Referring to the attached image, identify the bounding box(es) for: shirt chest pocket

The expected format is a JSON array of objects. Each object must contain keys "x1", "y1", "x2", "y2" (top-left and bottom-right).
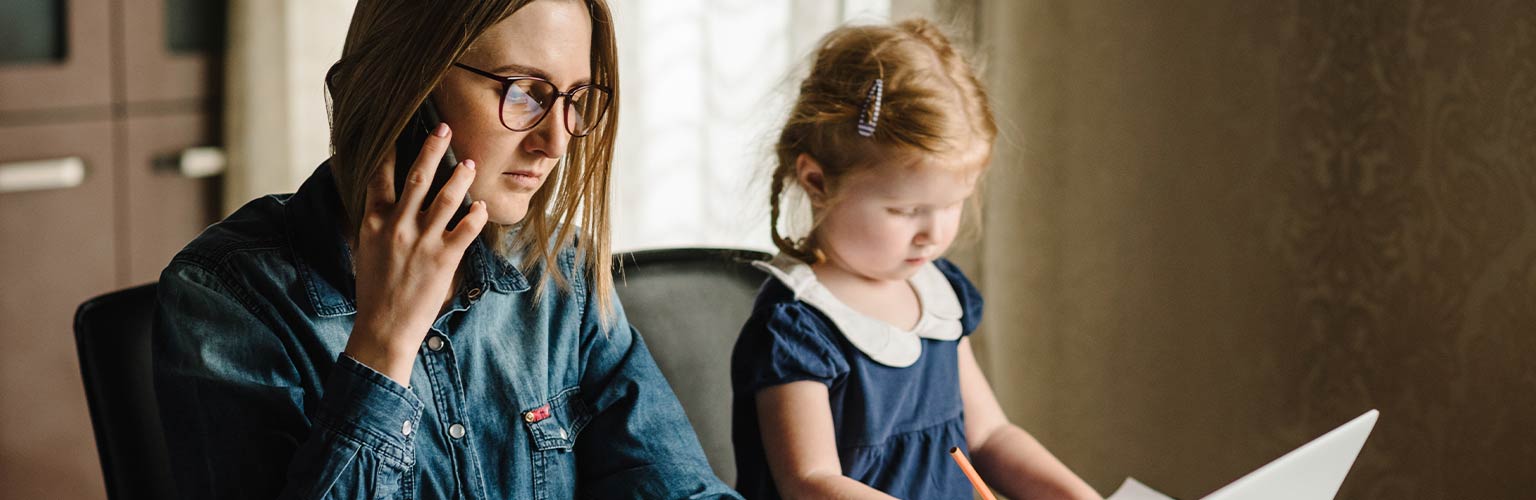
[{"x1": 522, "y1": 386, "x2": 593, "y2": 452}]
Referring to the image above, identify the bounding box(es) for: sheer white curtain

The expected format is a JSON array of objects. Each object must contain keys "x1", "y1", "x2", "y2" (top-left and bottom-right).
[
  {"x1": 223, "y1": 0, "x2": 357, "y2": 214},
  {"x1": 608, "y1": 0, "x2": 891, "y2": 252}
]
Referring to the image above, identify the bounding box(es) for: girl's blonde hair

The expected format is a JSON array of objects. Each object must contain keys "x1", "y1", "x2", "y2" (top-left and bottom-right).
[
  {"x1": 327, "y1": 0, "x2": 619, "y2": 316},
  {"x1": 770, "y1": 18, "x2": 996, "y2": 263}
]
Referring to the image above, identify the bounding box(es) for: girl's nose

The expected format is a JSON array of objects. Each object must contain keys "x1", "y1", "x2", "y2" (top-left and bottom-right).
[
  {"x1": 914, "y1": 215, "x2": 950, "y2": 248},
  {"x1": 913, "y1": 227, "x2": 935, "y2": 247}
]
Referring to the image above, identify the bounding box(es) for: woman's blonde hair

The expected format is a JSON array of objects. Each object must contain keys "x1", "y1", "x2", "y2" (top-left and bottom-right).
[
  {"x1": 770, "y1": 18, "x2": 996, "y2": 263},
  {"x1": 327, "y1": 0, "x2": 619, "y2": 316}
]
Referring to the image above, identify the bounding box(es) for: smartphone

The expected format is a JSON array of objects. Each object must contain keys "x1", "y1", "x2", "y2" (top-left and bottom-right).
[{"x1": 394, "y1": 99, "x2": 471, "y2": 226}]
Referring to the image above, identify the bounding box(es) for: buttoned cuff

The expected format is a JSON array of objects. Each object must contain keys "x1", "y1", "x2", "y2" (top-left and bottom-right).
[{"x1": 314, "y1": 354, "x2": 425, "y2": 466}]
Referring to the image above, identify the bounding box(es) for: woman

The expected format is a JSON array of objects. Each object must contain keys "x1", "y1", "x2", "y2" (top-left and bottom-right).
[{"x1": 152, "y1": 1, "x2": 739, "y2": 498}]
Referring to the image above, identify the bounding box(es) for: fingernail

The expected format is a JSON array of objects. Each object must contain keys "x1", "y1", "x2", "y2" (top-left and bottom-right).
[
  {"x1": 464, "y1": 159, "x2": 476, "y2": 170},
  {"x1": 433, "y1": 123, "x2": 450, "y2": 138}
]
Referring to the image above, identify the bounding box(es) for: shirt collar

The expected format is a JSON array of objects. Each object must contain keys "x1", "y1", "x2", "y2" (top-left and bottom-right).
[
  {"x1": 284, "y1": 161, "x2": 529, "y2": 318},
  {"x1": 753, "y1": 253, "x2": 963, "y2": 367}
]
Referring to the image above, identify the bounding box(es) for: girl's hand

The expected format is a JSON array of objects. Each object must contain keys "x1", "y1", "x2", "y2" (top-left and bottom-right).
[
  {"x1": 960, "y1": 339, "x2": 1102, "y2": 499},
  {"x1": 343, "y1": 123, "x2": 488, "y2": 386}
]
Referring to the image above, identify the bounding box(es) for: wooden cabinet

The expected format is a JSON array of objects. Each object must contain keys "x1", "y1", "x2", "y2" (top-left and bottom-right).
[
  {"x1": 0, "y1": 0, "x2": 113, "y2": 114},
  {"x1": 123, "y1": 113, "x2": 223, "y2": 283},
  {"x1": 0, "y1": 0, "x2": 226, "y2": 498},
  {"x1": 0, "y1": 121, "x2": 117, "y2": 500},
  {"x1": 122, "y1": 0, "x2": 225, "y2": 104}
]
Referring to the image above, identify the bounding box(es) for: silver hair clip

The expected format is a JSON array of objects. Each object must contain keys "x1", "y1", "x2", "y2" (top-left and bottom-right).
[{"x1": 857, "y1": 78, "x2": 883, "y2": 137}]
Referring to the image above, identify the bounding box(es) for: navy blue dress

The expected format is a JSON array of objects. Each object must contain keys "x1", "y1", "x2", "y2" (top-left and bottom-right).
[{"x1": 731, "y1": 257, "x2": 986, "y2": 500}]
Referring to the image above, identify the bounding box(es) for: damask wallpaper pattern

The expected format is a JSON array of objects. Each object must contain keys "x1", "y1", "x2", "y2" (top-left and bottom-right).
[
  {"x1": 973, "y1": 0, "x2": 1536, "y2": 497},
  {"x1": 1275, "y1": 1, "x2": 1536, "y2": 497}
]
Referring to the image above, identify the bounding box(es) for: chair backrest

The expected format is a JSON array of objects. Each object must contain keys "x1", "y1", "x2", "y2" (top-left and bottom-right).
[
  {"x1": 73, "y1": 283, "x2": 176, "y2": 500},
  {"x1": 72, "y1": 248, "x2": 770, "y2": 495},
  {"x1": 611, "y1": 248, "x2": 770, "y2": 486}
]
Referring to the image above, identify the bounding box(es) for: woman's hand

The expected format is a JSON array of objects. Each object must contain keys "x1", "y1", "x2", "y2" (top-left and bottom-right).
[{"x1": 344, "y1": 123, "x2": 488, "y2": 386}]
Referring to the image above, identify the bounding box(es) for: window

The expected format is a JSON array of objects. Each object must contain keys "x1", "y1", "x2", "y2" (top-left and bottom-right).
[{"x1": 610, "y1": 0, "x2": 891, "y2": 251}]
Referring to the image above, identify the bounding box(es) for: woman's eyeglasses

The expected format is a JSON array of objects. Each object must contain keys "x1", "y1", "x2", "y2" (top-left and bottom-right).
[{"x1": 454, "y1": 62, "x2": 612, "y2": 137}]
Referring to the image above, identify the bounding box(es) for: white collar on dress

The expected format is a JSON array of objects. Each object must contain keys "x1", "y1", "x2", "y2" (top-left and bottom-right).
[{"x1": 752, "y1": 253, "x2": 963, "y2": 368}]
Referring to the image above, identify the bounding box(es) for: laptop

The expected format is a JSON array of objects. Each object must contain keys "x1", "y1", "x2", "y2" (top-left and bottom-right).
[{"x1": 1108, "y1": 409, "x2": 1379, "y2": 500}]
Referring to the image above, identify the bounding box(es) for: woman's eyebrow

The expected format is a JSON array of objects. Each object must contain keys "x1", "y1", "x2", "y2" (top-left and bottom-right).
[{"x1": 485, "y1": 62, "x2": 593, "y2": 86}]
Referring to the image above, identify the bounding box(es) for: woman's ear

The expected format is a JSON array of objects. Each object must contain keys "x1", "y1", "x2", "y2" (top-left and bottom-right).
[{"x1": 795, "y1": 153, "x2": 829, "y2": 207}]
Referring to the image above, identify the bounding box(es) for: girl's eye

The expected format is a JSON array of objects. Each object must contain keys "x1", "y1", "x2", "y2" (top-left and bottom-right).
[{"x1": 887, "y1": 207, "x2": 920, "y2": 216}]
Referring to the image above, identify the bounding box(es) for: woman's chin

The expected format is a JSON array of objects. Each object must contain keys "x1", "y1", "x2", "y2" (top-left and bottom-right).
[
  {"x1": 487, "y1": 206, "x2": 529, "y2": 226},
  {"x1": 478, "y1": 195, "x2": 531, "y2": 226}
]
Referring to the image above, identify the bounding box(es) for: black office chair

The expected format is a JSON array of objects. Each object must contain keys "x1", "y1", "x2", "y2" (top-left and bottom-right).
[
  {"x1": 73, "y1": 248, "x2": 770, "y2": 496},
  {"x1": 74, "y1": 283, "x2": 176, "y2": 500},
  {"x1": 612, "y1": 248, "x2": 770, "y2": 486}
]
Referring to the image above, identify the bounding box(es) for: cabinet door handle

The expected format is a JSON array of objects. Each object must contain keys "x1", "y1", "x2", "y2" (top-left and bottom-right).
[
  {"x1": 0, "y1": 157, "x2": 86, "y2": 193},
  {"x1": 157, "y1": 146, "x2": 227, "y2": 178}
]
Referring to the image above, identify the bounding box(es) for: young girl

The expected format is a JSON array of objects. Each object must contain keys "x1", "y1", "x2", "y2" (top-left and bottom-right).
[{"x1": 731, "y1": 20, "x2": 1101, "y2": 499}]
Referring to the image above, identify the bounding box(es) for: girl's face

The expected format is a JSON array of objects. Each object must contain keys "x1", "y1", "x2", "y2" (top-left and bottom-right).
[
  {"x1": 433, "y1": 0, "x2": 593, "y2": 225},
  {"x1": 804, "y1": 154, "x2": 981, "y2": 283}
]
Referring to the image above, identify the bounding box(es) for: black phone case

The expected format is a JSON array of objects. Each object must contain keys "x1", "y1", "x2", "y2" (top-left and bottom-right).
[{"x1": 395, "y1": 100, "x2": 471, "y2": 225}]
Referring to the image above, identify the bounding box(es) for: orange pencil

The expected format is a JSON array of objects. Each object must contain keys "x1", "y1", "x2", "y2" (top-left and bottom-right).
[{"x1": 949, "y1": 446, "x2": 998, "y2": 500}]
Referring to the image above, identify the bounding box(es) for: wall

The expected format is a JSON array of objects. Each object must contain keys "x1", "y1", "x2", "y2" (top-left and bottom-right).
[
  {"x1": 223, "y1": 0, "x2": 356, "y2": 213},
  {"x1": 972, "y1": 1, "x2": 1536, "y2": 497}
]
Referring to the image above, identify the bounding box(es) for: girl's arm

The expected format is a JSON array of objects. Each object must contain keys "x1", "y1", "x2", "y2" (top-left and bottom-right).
[
  {"x1": 959, "y1": 338, "x2": 1103, "y2": 500},
  {"x1": 757, "y1": 382, "x2": 900, "y2": 500}
]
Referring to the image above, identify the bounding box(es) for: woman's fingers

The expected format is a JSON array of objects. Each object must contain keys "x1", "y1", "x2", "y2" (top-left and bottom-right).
[
  {"x1": 444, "y1": 200, "x2": 489, "y2": 251},
  {"x1": 359, "y1": 120, "x2": 481, "y2": 269},
  {"x1": 396, "y1": 122, "x2": 454, "y2": 216},
  {"x1": 365, "y1": 148, "x2": 398, "y2": 212},
  {"x1": 424, "y1": 159, "x2": 477, "y2": 232},
  {"x1": 358, "y1": 149, "x2": 401, "y2": 236}
]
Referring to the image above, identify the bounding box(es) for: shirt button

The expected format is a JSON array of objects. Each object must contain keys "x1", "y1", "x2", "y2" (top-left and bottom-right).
[
  {"x1": 401, "y1": 420, "x2": 413, "y2": 436},
  {"x1": 467, "y1": 287, "x2": 483, "y2": 301},
  {"x1": 425, "y1": 335, "x2": 445, "y2": 352},
  {"x1": 448, "y1": 423, "x2": 466, "y2": 439},
  {"x1": 523, "y1": 411, "x2": 538, "y2": 423}
]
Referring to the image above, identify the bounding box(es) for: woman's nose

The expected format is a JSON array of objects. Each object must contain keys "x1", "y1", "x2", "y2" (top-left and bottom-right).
[{"x1": 523, "y1": 106, "x2": 572, "y2": 159}]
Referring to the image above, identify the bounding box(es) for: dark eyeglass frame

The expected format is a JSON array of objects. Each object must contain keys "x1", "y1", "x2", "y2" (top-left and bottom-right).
[{"x1": 453, "y1": 62, "x2": 611, "y2": 137}]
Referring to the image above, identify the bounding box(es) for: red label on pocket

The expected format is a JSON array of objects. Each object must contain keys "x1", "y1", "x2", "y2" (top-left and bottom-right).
[{"x1": 525, "y1": 405, "x2": 551, "y2": 423}]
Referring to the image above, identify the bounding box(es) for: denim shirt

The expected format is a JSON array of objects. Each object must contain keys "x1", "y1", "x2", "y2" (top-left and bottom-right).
[{"x1": 152, "y1": 163, "x2": 740, "y2": 499}]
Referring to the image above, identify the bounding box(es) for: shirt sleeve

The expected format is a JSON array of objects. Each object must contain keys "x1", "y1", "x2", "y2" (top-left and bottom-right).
[
  {"x1": 570, "y1": 281, "x2": 742, "y2": 499},
  {"x1": 153, "y1": 261, "x2": 424, "y2": 499},
  {"x1": 734, "y1": 301, "x2": 850, "y2": 394},
  {"x1": 933, "y1": 259, "x2": 986, "y2": 335}
]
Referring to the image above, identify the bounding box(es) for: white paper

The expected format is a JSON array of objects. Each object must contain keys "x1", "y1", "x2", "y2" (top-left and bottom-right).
[{"x1": 1106, "y1": 478, "x2": 1176, "y2": 500}]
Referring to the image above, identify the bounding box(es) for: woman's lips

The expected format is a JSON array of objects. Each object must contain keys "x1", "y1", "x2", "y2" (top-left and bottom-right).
[{"x1": 503, "y1": 170, "x2": 543, "y2": 190}]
